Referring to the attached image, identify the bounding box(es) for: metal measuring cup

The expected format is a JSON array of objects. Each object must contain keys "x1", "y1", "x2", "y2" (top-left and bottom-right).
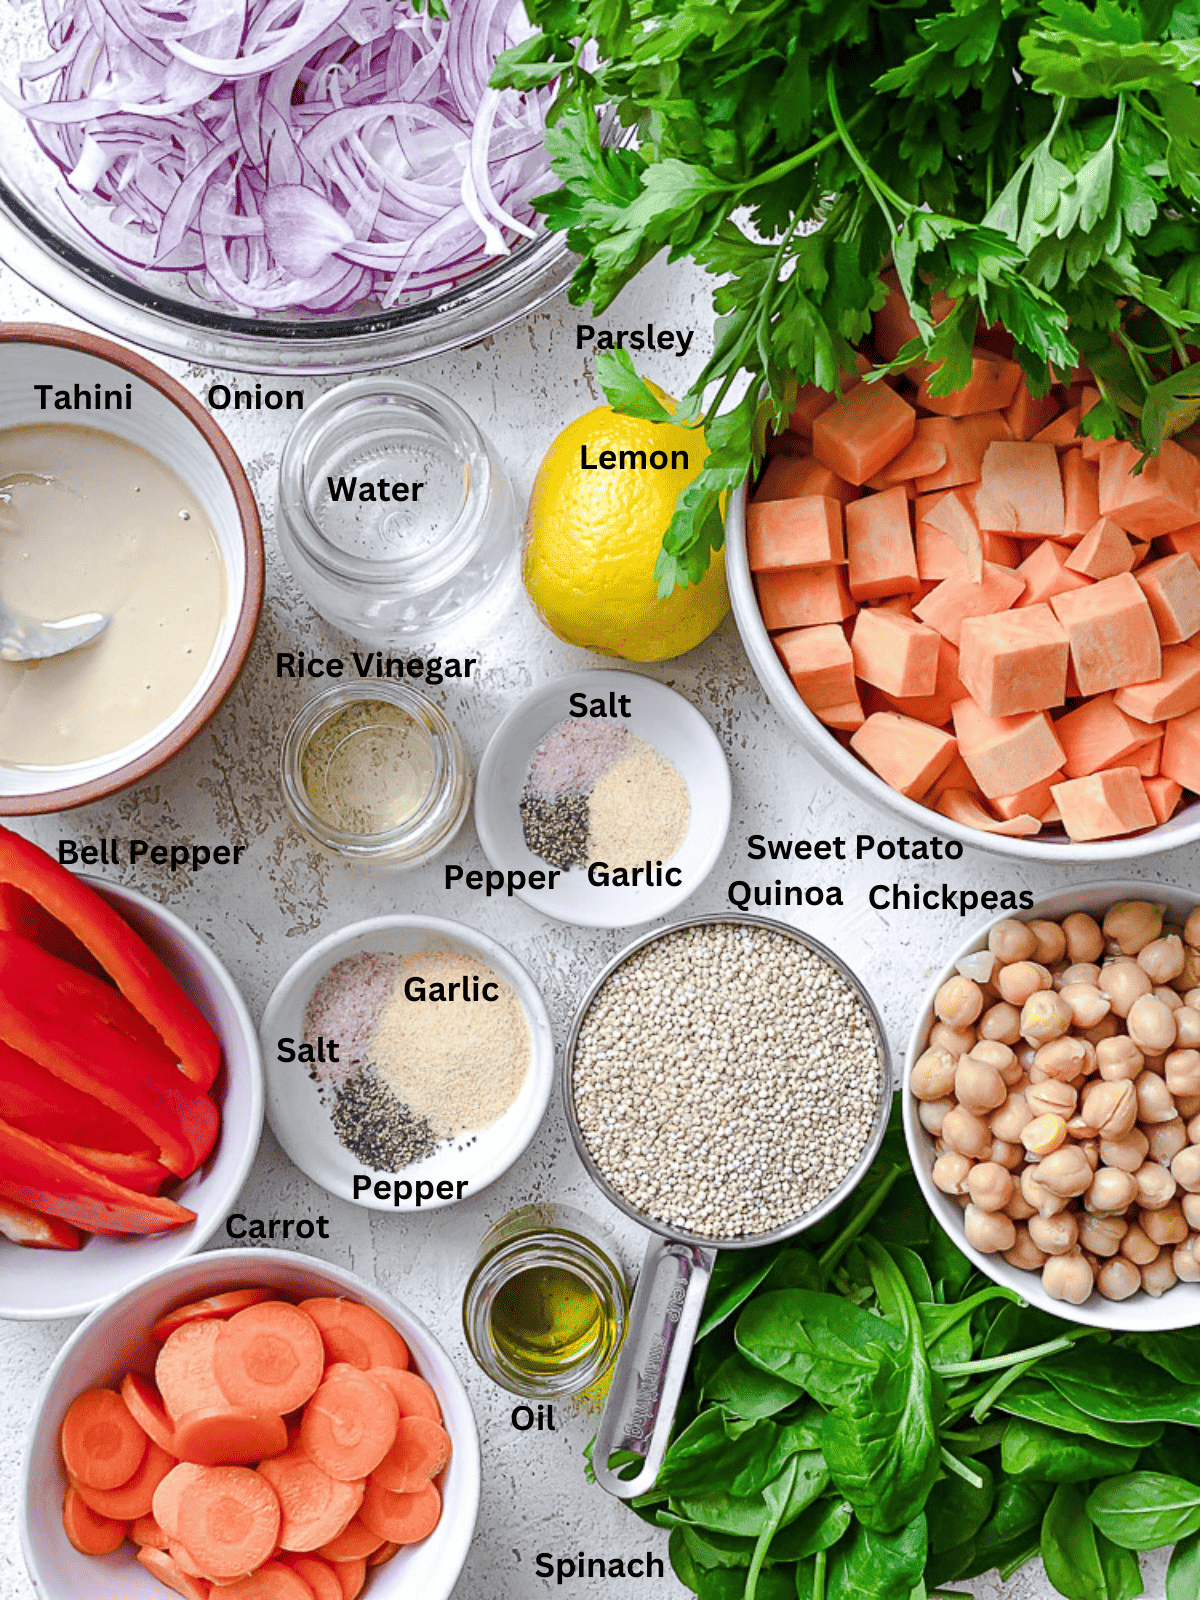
[{"x1": 563, "y1": 912, "x2": 893, "y2": 1499}]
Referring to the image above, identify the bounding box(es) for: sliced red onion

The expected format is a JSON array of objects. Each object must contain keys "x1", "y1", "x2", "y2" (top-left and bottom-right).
[{"x1": 16, "y1": 0, "x2": 554, "y2": 316}]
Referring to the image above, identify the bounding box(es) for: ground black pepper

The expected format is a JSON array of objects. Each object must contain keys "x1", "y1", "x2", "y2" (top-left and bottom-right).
[
  {"x1": 328, "y1": 1065, "x2": 439, "y2": 1171},
  {"x1": 519, "y1": 792, "x2": 590, "y2": 869}
]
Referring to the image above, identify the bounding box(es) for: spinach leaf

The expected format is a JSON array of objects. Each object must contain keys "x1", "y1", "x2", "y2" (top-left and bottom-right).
[
  {"x1": 929, "y1": 1480, "x2": 1054, "y2": 1586},
  {"x1": 926, "y1": 1459, "x2": 994, "y2": 1554},
  {"x1": 1167, "y1": 1528, "x2": 1200, "y2": 1600},
  {"x1": 704, "y1": 1352, "x2": 805, "y2": 1421},
  {"x1": 769, "y1": 1497, "x2": 852, "y2": 1562},
  {"x1": 1040, "y1": 1349, "x2": 1200, "y2": 1426},
  {"x1": 657, "y1": 1412, "x2": 777, "y2": 1499},
  {"x1": 746, "y1": 1457, "x2": 800, "y2": 1600},
  {"x1": 669, "y1": 1525, "x2": 701, "y2": 1595},
  {"x1": 1096, "y1": 1531, "x2": 1144, "y2": 1600},
  {"x1": 674, "y1": 1522, "x2": 756, "y2": 1572},
  {"x1": 736, "y1": 1290, "x2": 900, "y2": 1404},
  {"x1": 920, "y1": 1221, "x2": 975, "y2": 1304},
  {"x1": 672, "y1": 1453, "x2": 829, "y2": 1538},
  {"x1": 825, "y1": 1513, "x2": 927, "y2": 1600},
  {"x1": 698, "y1": 1248, "x2": 782, "y2": 1340},
  {"x1": 1041, "y1": 1483, "x2": 1110, "y2": 1600},
  {"x1": 1087, "y1": 1473, "x2": 1200, "y2": 1551},
  {"x1": 999, "y1": 1381, "x2": 1164, "y2": 1449},
  {"x1": 695, "y1": 1569, "x2": 795, "y2": 1600},
  {"x1": 1131, "y1": 1330, "x2": 1200, "y2": 1387},
  {"x1": 1138, "y1": 1424, "x2": 1200, "y2": 1484},
  {"x1": 1002, "y1": 1417, "x2": 1141, "y2": 1484}
]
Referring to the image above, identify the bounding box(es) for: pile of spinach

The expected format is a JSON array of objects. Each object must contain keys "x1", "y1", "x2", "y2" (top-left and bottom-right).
[
  {"x1": 494, "y1": 0, "x2": 1200, "y2": 594},
  {"x1": 600, "y1": 1110, "x2": 1200, "y2": 1599}
]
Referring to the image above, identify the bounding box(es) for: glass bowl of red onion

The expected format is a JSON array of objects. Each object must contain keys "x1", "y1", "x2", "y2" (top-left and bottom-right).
[{"x1": 0, "y1": 0, "x2": 576, "y2": 372}]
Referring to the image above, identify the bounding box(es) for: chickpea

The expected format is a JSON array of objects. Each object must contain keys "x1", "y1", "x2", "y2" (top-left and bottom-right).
[
  {"x1": 943, "y1": 1106, "x2": 993, "y2": 1160},
  {"x1": 1097, "y1": 1257, "x2": 1142, "y2": 1300},
  {"x1": 1099, "y1": 959, "x2": 1153, "y2": 1017},
  {"x1": 1136, "y1": 1162, "x2": 1178, "y2": 1210},
  {"x1": 1080, "y1": 1138, "x2": 1101, "y2": 1170},
  {"x1": 1079, "y1": 1213, "x2": 1127, "y2": 1256},
  {"x1": 963, "y1": 1203, "x2": 1017, "y2": 1254},
  {"x1": 1082, "y1": 1079, "x2": 1138, "y2": 1138},
  {"x1": 1190, "y1": 1113, "x2": 1200, "y2": 1145},
  {"x1": 979, "y1": 1001, "x2": 1022, "y2": 1045},
  {"x1": 933, "y1": 1152, "x2": 973, "y2": 1195},
  {"x1": 957, "y1": 950, "x2": 997, "y2": 985},
  {"x1": 911, "y1": 1046, "x2": 957, "y2": 1101},
  {"x1": 1180, "y1": 945, "x2": 1200, "y2": 992},
  {"x1": 989, "y1": 918, "x2": 1038, "y2": 965},
  {"x1": 1081, "y1": 1015, "x2": 1122, "y2": 1047},
  {"x1": 1100, "y1": 1127, "x2": 1150, "y2": 1173},
  {"x1": 1104, "y1": 899, "x2": 1166, "y2": 955},
  {"x1": 1059, "y1": 962, "x2": 1102, "y2": 990},
  {"x1": 990, "y1": 1138, "x2": 1025, "y2": 1170},
  {"x1": 1149, "y1": 1118, "x2": 1188, "y2": 1167},
  {"x1": 1186, "y1": 987, "x2": 1200, "y2": 1009},
  {"x1": 935, "y1": 975, "x2": 984, "y2": 1028},
  {"x1": 998, "y1": 961, "x2": 1053, "y2": 1007},
  {"x1": 1184, "y1": 1194, "x2": 1200, "y2": 1230},
  {"x1": 955, "y1": 1057, "x2": 1007, "y2": 1115},
  {"x1": 1021, "y1": 1165, "x2": 1068, "y2": 1217},
  {"x1": 1174, "y1": 1238, "x2": 1200, "y2": 1282},
  {"x1": 1004, "y1": 1225, "x2": 1048, "y2": 1272},
  {"x1": 1142, "y1": 1254, "x2": 1178, "y2": 1297},
  {"x1": 1063, "y1": 912, "x2": 1105, "y2": 964},
  {"x1": 1185, "y1": 907, "x2": 1200, "y2": 950},
  {"x1": 998, "y1": 1052, "x2": 1027, "y2": 1088},
  {"x1": 1128, "y1": 994, "x2": 1179, "y2": 1054},
  {"x1": 1142, "y1": 1200, "x2": 1188, "y2": 1247},
  {"x1": 1166, "y1": 1049, "x2": 1200, "y2": 1097},
  {"x1": 1175, "y1": 1008, "x2": 1200, "y2": 1049},
  {"x1": 1042, "y1": 1251, "x2": 1094, "y2": 1305},
  {"x1": 930, "y1": 1021, "x2": 977, "y2": 1058},
  {"x1": 1136, "y1": 1071, "x2": 1177, "y2": 1125},
  {"x1": 1005, "y1": 1186, "x2": 1038, "y2": 1221},
  {"x1": 1157, "y1": 986, "x2": 1185, "y2": 1012},
  {"x1": 1066, "y1": 1113, "x2": 1093, "y2": 1140},
  {"x1": 1058, "y1": 984, "x2": 1111, "y2": 1030},
  {"x1": 1028, "y1": 919, "x2": 1068, "y2": 965},
  {"x1": 1020, "y1": 990, "x2": 1074, "y2": 1046},
  {"x1": 1025, "y1": 1079, "x2": 1077, "y2": 1121},
  {"x1": 1022, "y1": 1114, "x2": 1067, "y2": 1158},
  {"x1": 1034, "y1": 1145, "x2": 1095, "y2": 1198},
  {"x1": 1178, "y1": 1094, "x2": 1200, "y2": 1120},
  {"x1": 969, "y1": 1039, "x2": 1017, "y2": 1072},
  {"x1": 1171, "y1": 1145, "x2": 1200, "y2": 1193},
  {"x1": 967, "y1": 1162, "x2": 1014, "y2": 1212},
  {"x1": 1097, "y1": 1035, "x2": 1144, "y2": 1081},
  {"x1": 991, "y1": 1092, "x2": 1034, "y2": 1144},
  {"x1": 1028, "y1": 1211, "x2": 1079, "y2": 1255},
  {"x1": 919, "y1": 1098, "x2": 954, "y2": 1136},
  {"x1": 1139, "y1": 934, "x2": 1187, "y2": 983},
  {"x1": 1086, "y1": 1166, "x2": 1139, "y2": 1213},
  {"x1": 1120, "y1": 1223, "x2": 1160, "y2": 1265},
  {"x1": 1036, "y1": 1036, "x2": 1094, "y2": 1083}
]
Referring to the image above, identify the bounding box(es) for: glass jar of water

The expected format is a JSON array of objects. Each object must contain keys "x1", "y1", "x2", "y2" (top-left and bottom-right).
[{"x1": 276, "y1": 378, "x2": 519, "y2": 641}]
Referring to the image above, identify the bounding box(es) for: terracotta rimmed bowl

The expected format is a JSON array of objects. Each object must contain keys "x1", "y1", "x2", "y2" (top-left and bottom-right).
[
  {"x1": 0, "y1": 324, "x2": 263, "y2": 813},
  {"x1": 20, "y1": 1249, "x2": 481, "y2": 1600}
]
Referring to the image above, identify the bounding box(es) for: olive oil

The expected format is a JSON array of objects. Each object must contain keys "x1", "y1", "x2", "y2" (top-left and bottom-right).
[{"x1": 463, "y1": 1203, "x2": 628, "y2": 1397}]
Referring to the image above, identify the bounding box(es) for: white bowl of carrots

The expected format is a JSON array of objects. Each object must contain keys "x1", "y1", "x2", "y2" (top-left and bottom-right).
[{"x1": 20, "y1": 1248, "x2": 481, "y2": 1600}]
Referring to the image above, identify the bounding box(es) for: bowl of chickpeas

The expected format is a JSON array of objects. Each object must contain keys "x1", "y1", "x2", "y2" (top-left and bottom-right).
[{"x1": 904, "y1": 883, "x2": 1200, "y2": 1328}]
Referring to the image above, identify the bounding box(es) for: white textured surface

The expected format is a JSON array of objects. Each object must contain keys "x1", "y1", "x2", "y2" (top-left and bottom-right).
[{"x1": 0, "y1": 252, "x2": 1189, "y2": 1600}]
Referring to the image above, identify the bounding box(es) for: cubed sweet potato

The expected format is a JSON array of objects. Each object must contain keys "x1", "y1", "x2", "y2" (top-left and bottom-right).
[
  {"x1": 957, "y1": 604, "x2": 1069, "y2": 718},
  {"x1": 914, "y1": 562, "x2": 1026, "y2": 646},
  {"x1": 951, "y1": 698, "x2": 1067, "y2": 799},
  {"x1": 1051, "y1": 768, "x2": 1157, "y2": 840},
  {"x1": 976, "y1": 441, "x2": 1066, "y2": 540},
  {"x1": 747, "y1": 495, "x2": 844, "y2": 571},
  {"x1": 850, "y1": 607, "x2": 940, "y2": 698},
  {"x1": 812, "y1": 382, "x2": 917, "y2": 487},
  {"x1": 845, "y1": 486, "x2": 919, "y2": 601},
  {"x1": 1050, "y1": 573, "x2": 1162, "y2": 695},
  {"x1": 916, "y1": 348, "x2": 1022, "y2": 417},
  {"x1": 849, "y1": 713, "x2": 957, "y2": 798},
  {"x1": 756, "y1": 565, "x2": 855, "y2": 630},
  {"x1": 1136, "y1": 553, "x2": 1200, "y2": 645}
]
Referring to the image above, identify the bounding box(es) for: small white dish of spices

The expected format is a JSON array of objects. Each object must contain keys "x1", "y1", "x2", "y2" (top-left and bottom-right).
[
  {"x1": 260, "y1": 916, "x2": 554, "y2": 1211},
  {"x1": 474, "y1": 669, "x2": 731, "y2": 928}
]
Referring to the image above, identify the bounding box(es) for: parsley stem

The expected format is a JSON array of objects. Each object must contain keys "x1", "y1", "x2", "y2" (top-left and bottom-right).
[
  {"x1": 736, "y1": 108, "x2": 871, "y2": 196},
  {"x1": 825, "y1": 64, "x2": 911, "y2": 232}
]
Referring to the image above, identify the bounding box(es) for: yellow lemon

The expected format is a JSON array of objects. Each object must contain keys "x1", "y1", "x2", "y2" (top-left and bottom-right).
[{"x1": 522, "y1": 393, "x2": 729, "y2": 662}]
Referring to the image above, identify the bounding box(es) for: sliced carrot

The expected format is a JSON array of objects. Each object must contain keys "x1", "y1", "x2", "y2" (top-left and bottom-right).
[
  {"x1": 317, "y1": 1515, "x2": 383, "y2": 1562},
  {"x1": 331, "y1": 1557, "x2": 367, "y2": 1600},
  {"x1": 213, "y1": 1302, "x2": 325, "y2": 1415},
  {"x1": 360, "y1": 1480, "x2": 441, "y2": 1545},
  {"x1": 153, "y1": 1463, "x2": 211, "y2": 1538},
  {"x1": 300, "y1": 1366, "x2": 398, "y2": 1483},
  {"x1": 60, "y1": 1385, "x2": 149, "y2": 1489},
  {"x1": 72, "y1": 1438, "x2": 175, "y2": 1520},
  {"x1": 137, "y1": 1546, "x2": 211, "y2": 1600},
  {"x1": 257, "y1": 1446, "x2": 364, "y2": 1553},
  {"x1": 151, "y1": 1290, "x2": 277, "y2": 1347},
  {"x1": 366, "y1": 1542, "x2": 399, "y2": 1568},
  {"x1": 216, "y1": 1562, "x2": 317, "y2": 1600},
  {"x1": 170, "y1": 1540, "x2": 214, "y2": 1580},
  {"x1": 122, "y1": 1372, "x2": 180, "y2": 1455},
  {"x1": 173, "y1": 1407, "x2": 289, "y2": 1467},
  {"x1": 297, "y1": 1300, "x2": 409, "y2": 1373},
  {"x1": 371, "y1": 1416, "x2": 450, "y2": 1495},
  {"x1": 369, "y1": 1368, "x2": 440, "y2": 1424},
  {"x1": 158, "y1": 1319, "x2": 227, "y2": 1421},
  {"x1": 62, "y1": 1484, "x2": 127, "y2": 1555},
  {"x1": 281, "y1": 1556, "x2": 344, "y2": 1600},
  {"x1": 175, "y1": 1464, "x2": 281, "y2": 1579},
  {"x1": 132, "y1": 1513, "x2": 171, "y2": 1549}
]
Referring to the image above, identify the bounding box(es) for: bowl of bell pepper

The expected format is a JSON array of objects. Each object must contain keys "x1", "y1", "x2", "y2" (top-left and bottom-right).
[{"x1": 0, "y1": 825, "x2": 263, "y2": 1319}]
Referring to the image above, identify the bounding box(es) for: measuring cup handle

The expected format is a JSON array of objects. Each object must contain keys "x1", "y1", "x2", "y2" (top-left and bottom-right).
[{"x1": 591, "y1": 1234, "x2": 715, "y2": 1500}]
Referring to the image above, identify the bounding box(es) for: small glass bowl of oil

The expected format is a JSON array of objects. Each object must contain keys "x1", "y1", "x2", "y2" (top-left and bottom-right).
[{"x1": 462, "y1": 1203, "x2": 628, "y2": 1397}]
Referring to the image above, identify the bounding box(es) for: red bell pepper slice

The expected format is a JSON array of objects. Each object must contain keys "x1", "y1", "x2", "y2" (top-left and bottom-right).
[
  {"x1": 0, "y1": 1117, "x2": 195, "y2": 1235},
  {"x1": 0, "y1": 1194, "x2": 81, "y2": 1250},
  {"x1": 0, "y1": 1039, "x2": 154, "y2": 1153},
  {"x1": 0, "y1": 826, "x2": 220, "y2": 1090},
  {"x1": 0, "y1": 934, "x2": 218, "y2": 1178},
  {"x1": 51, "y1": 1144, "x2": 172, "y2": 1195},
  {"x1": 0, "y1": 882, "x2": 107, "y2": 980}
]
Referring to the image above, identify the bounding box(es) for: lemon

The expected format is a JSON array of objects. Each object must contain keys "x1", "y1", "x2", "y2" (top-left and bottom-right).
[{"x1": 522, "y1": 392, "x2": 729, "y2": 662}]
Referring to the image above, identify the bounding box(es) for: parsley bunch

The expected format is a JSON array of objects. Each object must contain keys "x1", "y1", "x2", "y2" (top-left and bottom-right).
[{"x1": 494, "y1": 0, "x2": 1200, "y2": 595}]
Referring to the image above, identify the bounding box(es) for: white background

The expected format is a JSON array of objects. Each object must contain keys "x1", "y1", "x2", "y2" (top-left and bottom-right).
[{"x1": 0, "y1": 247, "x2": 1187, "y2": 1600}]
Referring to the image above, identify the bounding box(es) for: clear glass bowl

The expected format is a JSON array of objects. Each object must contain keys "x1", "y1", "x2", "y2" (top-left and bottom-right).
[{"x1": 0, "y1": 7, "x2": 595, "y2": 375}]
